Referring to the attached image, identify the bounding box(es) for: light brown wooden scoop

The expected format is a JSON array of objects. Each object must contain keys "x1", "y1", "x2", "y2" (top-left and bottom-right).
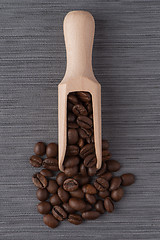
[{"x1": 58, "y1": 10, "x2": 102, "y2": 171}]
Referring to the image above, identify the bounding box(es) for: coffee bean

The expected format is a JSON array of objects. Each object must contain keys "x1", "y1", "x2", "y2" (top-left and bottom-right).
[
  {"x1": 109, "y1": 177, "x2": 122, "y2": 191},
  {"x1": 66, "y1": 145, "x2": 79, "y2": 156},
  {"x1": 86, "y1": 137, "x2": 92, "y2": 144},
  {"x1": 32, "y1": 173, "x2": 47, "y2": 189},
  {"x1": 63, "y1": 178, "x2": 79, "y2": 192},
  {"x1": 77, "y1": 116, "x2": 92, "y2": 129},
  {"x1": 98, "y1": 190, "x2": 110, "y2": 199},
  {"x1": 67, "y1": 122, "x2": 79, "y2": 128},
  {"x1": 68, "y1": 214, "x2": 83, "y2": 225},
  {"x1": 76, "y1": 91, "x2": 91, "y2": 102},
  {"x1": 47, "y1": 180, "x2": 58, "y2": 194},
  {"x1": 104, "y1": 197, "x2": 114, "y2": 213},
  {"x1": 67, "y1": 101, "x2": 74, "y2": 111},
  {"x1": 52, "y1": 206, "x2": 67, "y2": 221},
  {"x1": 78, "y1": 138, "x2": 84, "y2": 148},
  {"x1": 30, "y1": 155, "x2": 42, "y2": 168},
  {"x1": 121, "y1": 173, "x2": 135, "y2": 186},
  {"x1": 72, "y1": 104, "x2": 88, "y2": 116},
  {"x1": 64, "y1": 166, "x2": 78, "y2": 177},
  {"x1": 62, "y1": 203, "x2": 75, "y2": 214},
  {"x1": 36, "y1": 188, "x2": 49, "y2": 201},
  {"x1": 80, "y1": 163, "x2": 87, "y2": 176},
  {"x1": 100, "y1": 172, "x2": 113, "y2": 181},
  {"x1": 34, "y1": 142, "x2": 46, "y2": 156},
  {"x1": 68, "y1": 93, "x2": 78, "y2": 104},
  {"x1": 56, "y1": 172, "x2": 67, "y2": 186},
  {"x1": 70, "y1": 188, "x2": 84, "y2": 199},
  {"x1": 95, "y1": 200, "x2": 105, "y2": 214},
  {"x1": 96, "y1": 162, "x2": 106, "y2": 176},
  {"x1": 102, "y1": 150, "x2": 111, "y2": 162},
  {"x1": 64, "y1": 156, "x2": 80, "y2": 168},
  {"x1": 102, "y1": 140, "x2": 109, "y2": 150},
  {"x1": 111, "y1": 188, "x2": 124, "y2": 202},
  {"x1": 85, "y1": 102, "x2": 92, "y2": 113},
  {"x1": 82, "y1": 184, "x2": 97, "y2": 194},
  {"x1": 40, "y1": 169, "x2": 54, "y2": 177},
  {"x1": 94, "y1": 177, "x2": 109, "y2": 192},
  {"x1": 58, "y1": 187, "x2": 70, "y2": 203},
  {"x1": 85, "y1": 194, "x2": 96, "y2": 205},
  {"x1": 80, "y1": 143, "x2": 94, "y2": 159},
  {"x1": 89, "y1": 113, "x2": 93, "y2": 119},
  {"x1": 73, "y1": 174, "x2": 90, "y2": 186},
  {"x1": 91, "y1": 135, "x2": 94, "y2": 143},
  {"x1": 50, "y1": 194, "x2": 62, "y2": 206},
  {"x1": 88, "y1": 166, "x2": 97, "y2": 176},
  {"x1": 46, "y1": 143, "x2": 58, "y2": 158},
  {"x1": 80, "y1": 203, "x2": 92, "y2": 213},
  {"x1": 68, "y1": 112, "x2": 76, "y2": 122},
  {"x1": 69, "y1": 198, "x2": 86, "y2": 211},
  {"x1": 107, "y1": 160, "x2": 120, "y2": 172},
  {"x1": 37, "y1": 201, "x2": 51, "y2": 214},
  {"x1": 84, "y1": 154, "x2": 97, "y2": 168},
  {"x1": 82, "y1": 211, "x2": 100, "y2": 220},
  {"x1": 43, "y1": 158, "x2": 59, "y2": 171},
  {"x1": 78, "y1": 128, "x2": 92, "y2": 139},
  {"x1": 43, "y1": 214, "x2": 59, "y2": 228},
  {"x1": 68, "y1": 129, "x2": 79, "y2": 145}
]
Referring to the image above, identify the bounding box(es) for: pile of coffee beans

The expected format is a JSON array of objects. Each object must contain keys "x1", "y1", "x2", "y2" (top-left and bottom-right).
[{"x1": 30, "y1": 91, "x2": 135, "y2": 229}]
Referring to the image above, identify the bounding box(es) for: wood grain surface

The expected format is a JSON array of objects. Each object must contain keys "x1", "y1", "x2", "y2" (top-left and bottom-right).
[{"x1": 0, "y1": 0, "x2": 160, "y2": 239}]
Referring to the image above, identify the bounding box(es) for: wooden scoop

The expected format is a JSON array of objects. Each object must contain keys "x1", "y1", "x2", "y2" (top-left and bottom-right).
[{"x1": 58, "y1": 10, "x2": 102, "y2": 171}]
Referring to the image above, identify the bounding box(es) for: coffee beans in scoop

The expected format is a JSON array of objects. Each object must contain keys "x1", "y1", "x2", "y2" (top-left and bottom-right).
[{"x1": 29, "y1": 91, "x2": 135, "y2": 229}]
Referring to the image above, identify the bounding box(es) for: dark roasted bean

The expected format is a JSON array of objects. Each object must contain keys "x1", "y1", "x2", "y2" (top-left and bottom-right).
[
  {"x1": 109, "y1": 177, "x2": 122, "y2": 191},
  {"x1": 58, "y1": 187, "x2": 70, "y2": 203},
  {"x1": 78, "y1": 128, "x2": 92, "y2": 139},
  {"x1": 82, "y1": 184, "x2": 97, "y2": 194},
  {"x1": 88, "y1": 166, "x2": 97, "y2": 176},
  {"x1": 69, "y1": 198, "x2": 86, "y2": 211},
  {"x1": 68, "y1": 214, "x2": 83, "y2": 225},
  {"x1": 107, "y1": 160, "x2": 120, "y2": 172},
  {"x1": 96, "y1": 162, "x2": 107, "y2": 176},
  {"x1": 67, "y1": 101, "x2": 74, "y2": 111},
  {"x1": 67, "y1": 122, "x2": 79, "y2": 128},
  {"x1": 121, "y1": 173, "x2": 135, "y2": 186},
  {"x1": 85, "y1": 102, "x2": 92, "y2": 113},
  {"x1": 80, "y1": 143, "x2": 94, "y2": 159},
  {"x1": 34, "y1": 142, "x2": 46, "y2": 156},
  {"x1": 68, "y1": 129, "x2": 79, "y2": 145},
  {"x1": 80, "y1": 163, "x2": 87, "y2": 176},
  {"x1": 104, "y1": 197, "x2": 114, "y2": 213},
  {"x1": 62, "y1": 203, "x2": 75, "y2": 214},
  {"x1": 32, "y1": 173, "x2": 47, "y2": 189},
  {"x1": 102, "y1": 150, "x2": 111, "y2": 162},
  {"x1": 84, "y1": 154, "x2": 96, "y2": 168},
  {"x1": 64, "y1": 156, "x2": 80, "y2": 168},
  {"x1": 76, "y1": 91, "x2": 91, "y2": 102},
  {"x1": 94, "y1": 177, "x2": 109, "y2": 192},
  {"x1": 95, "y1": 200, "x2": 105, "y2": 214},
  {"x1": 47, "y1": 180, "x2": 58, "y2": 194},
  {"x1": 73, "y1": 174, "x2": 90, "y2": 186},
  {"x1": 66, "y1": 145, "x2": 79, "y2": 156},
  {"x1": 78, "y1": 138, "x2": 85, "y2": 148},
  {"x1": 36, "y1": 188, "x2": 49, "y2": 201},
  {"x1": 102, "y1": 140, "x2": 109, "y2": 150},
  {"x1": 64, "y1": 165, "x2": 78, "y2": 177},
  {"x1": 43, "y1": 214, "x2": 59, "y2": 228},
  {"x1": 98, "y1": 190, "x2": 110, "y2": 199},
  {"x1": 63, "y1": 178, "x2": 79, "y2": 192},
  {"x1": 72, "y1": 104, "x2": 88, "y2": 116},
  {"x1": 70, "y1": 188, "x2": 84, "y2": 199},
  {"x1": 85, "y1": 193, "x2": 96, "y2": 205},
  {"x1": 30, "y1": 155, "x2": 42, "y2": 168},
  {"x1": 82, "y1": 211, "x2": 100, "y2": 220},
  {"x1": 77, "y1": 116, "x2": 92, "y2": 129},
  {"x1": 43, "y1": 158, "x2": 59, "y2": 171},
  {"x1": 56, "y1": 172, "x2": 67, "y2": 186},
  {"x1": 68, "y1": 112, "x2": 76, "y2": 122},
  {"x1": 37, "y1": 201, "x2": 51, "y2": 214},
  {"x1": 52, "y1": 206, "x2": 67, "y2": 221},
  {"x1": 111, "y1": 188, "x2": 124, "y2": 202},
  {"x1": 50, "y1": 194, "x2": 62, "y2": 206},
  {"x1": 80, "y1": 203, "x2": 92, "y2": 213},
  {"x1": 68, "y1": 93, "x2": 78, "y2": 104},
  {"x1": 46, "y1": 143, "x2": 58, "y2": 158},
  {"x1": 40, "y1": 169, "x2": 54, "y2": 177},
  {"x1": 100, "y1": 172, "x2": 113, "y2": 181}
]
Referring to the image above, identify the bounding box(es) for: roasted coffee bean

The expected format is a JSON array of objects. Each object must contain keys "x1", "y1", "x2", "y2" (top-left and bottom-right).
[
  {"x1": 85, "y1": 102, "x2": 92, "y2": 113},
  {"x1": 73, "y1": 174, "x2": 90, "y2": 186},
  {"x1": 67, "y1": 101, "x2": 74, "y2": 111},
  {"x1": 111, "y1": 188, "x2": 124, "y2": 202},
  {"x1": 109, "y1": 177, "x2": 122, "y2": 191},
  {"x1": 82, "y1": 211, "x2": 100, "y2": 220},
  {"x1": 43, "y1": 214, "x2": 59, "y2": 228},
  {"x1": 64, "y1": 166, "x2": 78, "y2": 177},
  {"x1": 34, "y1": 142, "x2": 46, "y2": 156},
  {"x1": 70, "y1": 188, "x2": 84, "y2": 199},
  {"x1": 80, "y1": 163, "x2": 87, "y2": 176},
  {"x1": 46, "y1": 143, "x2": 58, "y2": 158},
  {"x1": 69, "y1": 198, "x2": 86, "y2": 211},
  {"x1": 68, "y1": 129, "x2": 79, "y2": 145},
  {"x1": 30, "y1": 155, "x2": 42, "y2": 168},
  {"x1": 88, "y1": 166, "x2": 97, "y2": 176},
  {"x1": 85, "y1": 194, "x2": 96, "y2": 205},
  {"x1": 121, "y1": 173, "x2": 135, "y2": 186},
  {"x1": 82, "y1": 184, "x2": 97, "y2": 194},
  {"x1": 95, "y1": 200, "x2": 105, "y2": 214},
  {"x1": 77, "y1": 116, "x2": 92, "y2": 129},
  {"x1": 84, "y1": 154, "x2": 97, "y2": 168},
  {"x1": 37, "y1": 201, "x2": 51, "y2": 214},
  {"x1": 86, "y1": 137, "x2": 91, "y2": 144},
  {"x1": 67, "y1": 122, "x2": 79, "y2": 128},
  {"x1": 63, "y1": 178, "x2": 79, "y2": 192},
  {"x1": 62, "y1": 203, "x2": 75, "y2": 214},
  {"x1": 72, "y1": 104, "x2": 88, "y2": 116},
  {"x1": 68, "y1": 93, "x2": 78, "y2": 104},
  {"x1": 104, "y1": 197, "x2": 114, "y2": 213},
  {"x1": 66, "y1": 145, "x2": 79, "y2": 156},
  {"x1": 80, "y1": 203, "x2": 92, "y2": 212},
  {"x1": 91, "y1": 135, "x2": 94, "y2": 143},
  {"x1": 36, "y1": 188, "x2": 49, "y2": 201},
  {"x1": 43, "y1": 158, "x2": 59, "y2": 171},
  {"x1": 102, "y1": 150, "x2": 111, "y2": 162},
  {"x1": 56, "y1": 172, "x2": 67, "y2": 186},
  {"x1": 76, "y1": 91, "x2": 91, "y2": 102},
  {"x1": 32, "y1": 173, "x2": 47, "y2": 189},
  {"x1": 80, "y1": 143, "x2": 94, "y2": 159},
  {"x1": 40, "y1": 169, "x2": 54, "y2": 177},
  {"x1": 96, "y1": 162, "x2": 106, "y2": 176},
  {"x1": 102, "y1": 140, "x2": 109, "y2": 150},
  {"x1": 107, "y1": 160, "x2": 120, "y2": 172},
  {"x1": 89, "y1": 113, "x2": 93, "y2": 119},
  {"x1": 101, "y1": 172, "x2": 113, "y2": 181},
  {"x1": 52, "y1": 206, "x2": 67, "y2": 221},
  {"x1": 50, "y1": 194, "x2": 62, "y2": 206},
  {"x1": 68, "y1": 214, "x2": 83, "y2": 225},
  {"x1": 64, "y1": 156, "x2": 80, "y2": 168},
  {"x1": 78, "y1": 138, "x2": 84, "y2": 148},
  {"x1": 68, "y1": 112, "x2": 76, "y2": 122},
  {"x1": 58, "y1": 187, "x2": 70, "y2": 203},
  {"x1": 47, "y1": 180, "x2": 58, "y2": 194},
  {"x1": 78, "y1": 128, "x2": 92, "y2": 139},
  {"x1": 98, "y1": 190, "x2": 110, "y2": 199},
  {"x1": 94, "y1": 177, "x2": 109, "y2": 192}
]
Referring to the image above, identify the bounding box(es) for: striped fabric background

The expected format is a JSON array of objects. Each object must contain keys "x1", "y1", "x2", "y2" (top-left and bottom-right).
[{"x1": 0, "y1": 0, "x2": 160, "y2": 239}]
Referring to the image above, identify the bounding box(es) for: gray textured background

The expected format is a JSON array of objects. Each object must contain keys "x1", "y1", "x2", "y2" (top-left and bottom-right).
[{"x1": 0, "y1": 0, "x2": 160, "y2": 239}]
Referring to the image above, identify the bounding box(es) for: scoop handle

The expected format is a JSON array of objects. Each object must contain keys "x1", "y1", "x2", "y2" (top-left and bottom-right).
[{"x1": 63, "y1": 11, "x2": 95, "y2": 79}]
